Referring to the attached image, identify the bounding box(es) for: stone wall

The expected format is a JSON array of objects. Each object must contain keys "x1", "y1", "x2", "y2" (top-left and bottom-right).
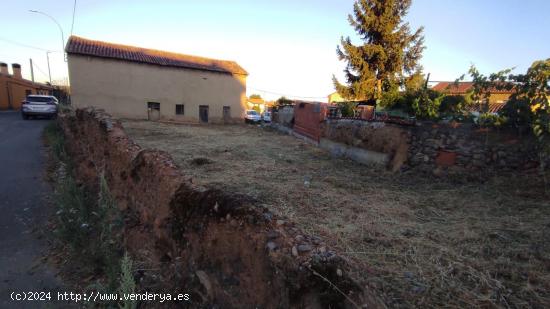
[
  {"x1": 59, "y1": 108, "x2": 378, "y2": 308},
  {"x1": 319, "y1": 119, "x2": 542, "y2": 175},
  {"x1": 407, "y1": 122, "x2": 541, "y2": 174}
]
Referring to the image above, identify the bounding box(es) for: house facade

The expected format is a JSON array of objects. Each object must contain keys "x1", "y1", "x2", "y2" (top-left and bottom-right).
[
  {"x1": 0, "y1": 63, "x2": 52, "y2": 110},
  {"x1": 66, "y1": 36, "x2": 248, "y2": 123}
]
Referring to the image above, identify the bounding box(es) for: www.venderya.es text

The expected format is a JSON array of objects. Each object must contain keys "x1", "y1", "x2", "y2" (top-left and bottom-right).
[{"x1": 10, "y1": 291, "x2": 190, "y2": 304}]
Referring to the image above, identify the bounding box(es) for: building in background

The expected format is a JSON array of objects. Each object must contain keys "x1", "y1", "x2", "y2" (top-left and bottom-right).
[
  {"x1": 66, "y1": 36, "x2": 248, "y2": 123},
  {"x1": 0, "y1": 63, "x2": 52, "y2": 110},
  {"x1": 328, "y1": 91, "x2": 345, "y2": 104}
]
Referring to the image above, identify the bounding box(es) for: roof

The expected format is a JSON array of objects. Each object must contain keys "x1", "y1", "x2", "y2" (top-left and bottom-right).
[
  {"x1": 65, "y1": 36, "x2": 248, "y2": 75},
  {"x1": 432, "y1": 82, "x2": 514, "y2": 94}
]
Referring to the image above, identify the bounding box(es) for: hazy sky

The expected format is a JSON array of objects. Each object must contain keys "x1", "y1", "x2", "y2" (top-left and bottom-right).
[{"x1": 2, "y1": 0, "x2": 549, "y2": 101}]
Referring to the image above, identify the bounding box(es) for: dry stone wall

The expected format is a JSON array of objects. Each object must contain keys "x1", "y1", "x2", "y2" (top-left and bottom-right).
[{"x1": 320, "y1": 119, "x2": 542, "y2": 175}]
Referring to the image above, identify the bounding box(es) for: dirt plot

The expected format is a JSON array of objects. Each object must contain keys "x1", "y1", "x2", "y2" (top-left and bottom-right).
[{"x1": 122, "y1": 120, "x2": 550, "y2": 308}]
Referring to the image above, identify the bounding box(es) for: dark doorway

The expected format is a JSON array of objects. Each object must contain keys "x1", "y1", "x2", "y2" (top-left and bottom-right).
[
  {"x1": 223, "y1": 106, "x2": 231, "y2": 123},
  {"x1": 199, "y1": 105, "x2": 209, "y2": 123},
  {"x1": 147, "y1": 102, "x2": 160, "y2": 121}
]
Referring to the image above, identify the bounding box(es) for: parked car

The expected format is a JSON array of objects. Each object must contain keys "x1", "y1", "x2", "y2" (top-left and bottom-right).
[
  {"x1": 245, "y1": 110, "x2": 261, "y2": 123},
  {"x1": 262, "y1": 111, "x2": 272, "y2": 122},
  {"x1": 21, "y1": 95, "x2": 59, "y2": 119}
]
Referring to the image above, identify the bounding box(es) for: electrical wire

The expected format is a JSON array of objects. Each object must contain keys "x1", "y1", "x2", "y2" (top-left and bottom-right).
[
  {"x1": 248, "y1": 87, "x2": 327, "y2": 100},
  {"x1": 0, "y1": 37, "x2": 62, "y2": 52}
]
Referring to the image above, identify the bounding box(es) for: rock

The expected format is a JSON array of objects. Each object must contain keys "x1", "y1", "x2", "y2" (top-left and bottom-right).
[
  {"x1": 291, "y1": 246, "x2": 299, "y2": 257},
  {"x1": 295, "y1": 235, "x2": 304, "y2": 243},
  {"x1": 297, "y1": 244, "x2": 313, "y2": 252},
  {"x1": 267, "y1": 230, "x2": 280, "y2": 239},
  {"x1": 263, "y1": 212, "x2": 273, "y2": 222},
  {"x1": 195, "y1": 270, "x2": 213, "y2": 300},
  {"x1": 276, "y1": 219, "x2": 285, "y2": 226},
  {"x1": 266, "y1": 241, "x2": 278, "y2": 251},
  {"x1": 336, "y1": 269, "x2": 343, "y2": 277},
  {"x1": 318, "y1": 246, "x2": 327, "y2": 253}
]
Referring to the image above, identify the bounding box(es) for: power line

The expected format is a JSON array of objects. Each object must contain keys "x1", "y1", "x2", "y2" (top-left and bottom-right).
[
  {"x1": 0, "y1": 37, "x2": 62, "y2": 52},
  {"x1": 248, "y1": 87, "x2": 327, "y2": 100},
  {"x1": 32, "y1": 61, "x2": 50, "y2": 80}
]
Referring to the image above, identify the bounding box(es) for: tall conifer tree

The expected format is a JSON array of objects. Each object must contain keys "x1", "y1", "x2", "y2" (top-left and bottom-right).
[{"x1": 333, "y1": 0, "x2": 425, "y2": 101}]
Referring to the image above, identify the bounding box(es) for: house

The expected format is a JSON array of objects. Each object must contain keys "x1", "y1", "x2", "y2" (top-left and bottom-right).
[
  {"x1": 66, "y1": 36, "x2": 248, "y2": 123},
  {"x1": 432, "y1": 81, "x2": 514, "y2": 113},
  {"x1": 0, "y1": 63, "x2": 52, "y2": 110}
]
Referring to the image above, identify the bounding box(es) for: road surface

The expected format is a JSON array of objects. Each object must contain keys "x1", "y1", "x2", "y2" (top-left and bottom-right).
[{"x1": 0, "y1": 111, "x2": 71, "y2": 308}]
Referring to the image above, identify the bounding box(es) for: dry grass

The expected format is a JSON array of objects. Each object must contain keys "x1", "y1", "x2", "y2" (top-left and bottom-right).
[{"x1": 122, "y1": 120, "x2": 550, "y2": 308}]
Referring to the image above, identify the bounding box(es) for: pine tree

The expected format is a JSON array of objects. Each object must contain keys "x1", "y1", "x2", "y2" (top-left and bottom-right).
[{"x1": 333, "y1": 0, "x2": 425, "y2": 101}]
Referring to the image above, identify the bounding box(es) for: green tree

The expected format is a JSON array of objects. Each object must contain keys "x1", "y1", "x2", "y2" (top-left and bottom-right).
[
  {"x1": 511, "y1": 59, "x2": 550, "y2": 192},
  {"x1": 333, "y1": 0, "x2": 425, "y2": 101}
]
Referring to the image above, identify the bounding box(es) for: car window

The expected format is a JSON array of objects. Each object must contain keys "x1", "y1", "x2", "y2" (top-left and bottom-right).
[
  {"x1": 26, "y1": 96, "x2": 53, "y2": 104},
  {"x1": 247, "y1": 111, "x2": 258, "y2": 115}
]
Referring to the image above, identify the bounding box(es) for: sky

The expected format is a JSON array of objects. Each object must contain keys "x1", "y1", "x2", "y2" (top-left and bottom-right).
[{"x1": 1, "y1": 0, "x2": 549, "y2": 101}]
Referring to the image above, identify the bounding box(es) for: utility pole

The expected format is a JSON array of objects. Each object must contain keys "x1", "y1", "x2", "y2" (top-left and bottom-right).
[
  {"x1": 46, "y1": 51, "x2": 52, "y2": 84},
  {"x1": 29, "y1": 58, "x2": 35, "y2": 82}
]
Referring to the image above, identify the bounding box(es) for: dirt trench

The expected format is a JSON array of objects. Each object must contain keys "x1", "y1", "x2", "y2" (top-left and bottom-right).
[{"x1": 59, "y1": 108, "x2": 380, "y2": 308}]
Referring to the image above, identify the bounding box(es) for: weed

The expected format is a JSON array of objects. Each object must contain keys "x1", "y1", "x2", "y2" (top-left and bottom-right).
[
  {"x1": 118, "y1": 253, "x2": 137, "y2": 309},
  {"x1": 45, "y1": 121, "x2": 125, "y2": 299}
]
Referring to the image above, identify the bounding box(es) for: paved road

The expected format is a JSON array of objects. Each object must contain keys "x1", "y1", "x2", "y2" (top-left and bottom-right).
[{"x1": 0, "y1": 111, "x2": 71, "y2": 308}]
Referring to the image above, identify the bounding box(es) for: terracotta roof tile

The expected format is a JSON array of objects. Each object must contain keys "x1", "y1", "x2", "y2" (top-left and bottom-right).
[{"x1": 66, "y1": 36, "x2": 247, "y2": 75}]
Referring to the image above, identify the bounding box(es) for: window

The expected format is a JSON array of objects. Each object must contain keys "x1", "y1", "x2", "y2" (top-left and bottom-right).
[{"x1": 176, "y1": 104, "x2": 185, "y2": 115}]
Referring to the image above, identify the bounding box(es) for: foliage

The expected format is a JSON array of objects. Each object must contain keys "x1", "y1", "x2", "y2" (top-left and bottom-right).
[
  {"x1": 457, "y1": 65, "x2": 513, "y2": 113},
  {"x1": 439, "y1": 93, "x2": 472, "y2": 115},
  {"x1": 411, "y1": 89, "x2": 444, "y2": 119},
  {"x1": 512, "y1": 59, "x2": 550, "y2": 146},
  {"x1": 477, "y1": 113, "x2": 508, "y2": 128},
  {"x1": 118, "y1": 253, "x2": 137, "y2": 309},
  {"x1": 45, "y1": 123, "x2": 124, "y2": 293},
  {"x1": 500, "y1": 96, "x2": 533, "y2": 129},
  {"x1": 249, "y1": 93, "x2": 262, "y2": 99},
  {"x1": 333, "y1": 0, "x2": 425, "y2": 101},
  {"x1": 275, "y1": 96, "x2": 293, "y2": 107},
  {"x1": 336, "y1": 101, "x2": 358, "y2": 117}
]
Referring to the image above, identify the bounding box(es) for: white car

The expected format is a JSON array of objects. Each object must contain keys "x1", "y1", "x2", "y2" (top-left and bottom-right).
[
  {"x1": 262, "y1": 111, "x2": 272, "y2": 122},
  {"x1": 245, "y1": 110, "x2": 261, "y2": 123}
]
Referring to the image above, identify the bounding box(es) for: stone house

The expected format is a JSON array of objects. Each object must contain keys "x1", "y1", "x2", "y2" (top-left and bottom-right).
[{"x1": 66, "y1": 36, "x2": 248, "y2": 123}]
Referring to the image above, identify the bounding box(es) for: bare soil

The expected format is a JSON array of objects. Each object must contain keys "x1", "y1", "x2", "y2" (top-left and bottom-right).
[{"x1": 122, "y1": 120, "x2": 550, "y2": 308}]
